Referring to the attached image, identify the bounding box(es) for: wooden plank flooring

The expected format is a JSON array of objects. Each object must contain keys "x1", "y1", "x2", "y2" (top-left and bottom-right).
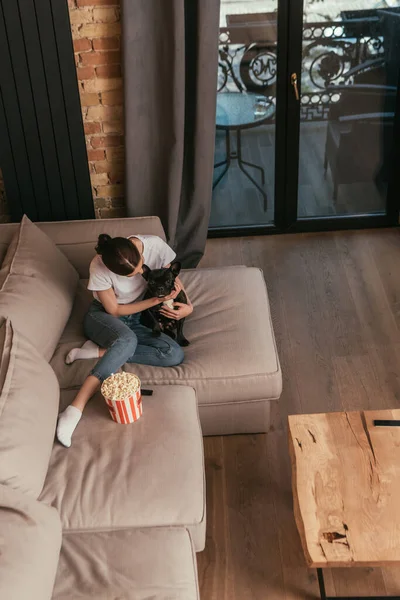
[
  {"x1": 210, "y1": 122, "x2": 386, "y2": 228},
  {"x1": 197, "y1": 228, "x2": 400, "y2": 599}
]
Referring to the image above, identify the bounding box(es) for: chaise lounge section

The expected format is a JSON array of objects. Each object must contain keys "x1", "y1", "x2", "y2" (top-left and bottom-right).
[{"x1": 0, "y1": 215, "x2": 283, "y2": 435}]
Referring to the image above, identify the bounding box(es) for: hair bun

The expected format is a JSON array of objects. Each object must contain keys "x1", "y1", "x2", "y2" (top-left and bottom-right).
[{"x1": 96, "y1": 233, "x2": 112, "y2": 254}]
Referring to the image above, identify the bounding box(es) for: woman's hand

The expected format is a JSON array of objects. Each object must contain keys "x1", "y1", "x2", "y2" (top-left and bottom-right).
[
  {"x1": 174, "y1": 277, "x2": 183, "y2": 294},
  {"x1": 164, "y1": 283, "x2": 180, "y2": 301},
  {"x1": 159, "y1": 302, "x2": 193, "y2": 321}
]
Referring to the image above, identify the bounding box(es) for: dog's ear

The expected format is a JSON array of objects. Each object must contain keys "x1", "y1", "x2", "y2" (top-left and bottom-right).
[
  {"x1": 141, "y1": 264, "x2": 151, "y2": 281},
  {"x1": 170, "y1": 261, "x2": 181, "y2": 276}
]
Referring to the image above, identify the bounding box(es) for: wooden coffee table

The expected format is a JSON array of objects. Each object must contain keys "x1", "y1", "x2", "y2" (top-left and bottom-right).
[{"x1": 288, "y1": 409, "x2": 400, "y2": 600}]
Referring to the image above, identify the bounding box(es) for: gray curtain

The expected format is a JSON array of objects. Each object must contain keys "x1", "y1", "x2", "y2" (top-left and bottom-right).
[{"x1": 122, "y1": 0, "x2": 220, "y2": 267}]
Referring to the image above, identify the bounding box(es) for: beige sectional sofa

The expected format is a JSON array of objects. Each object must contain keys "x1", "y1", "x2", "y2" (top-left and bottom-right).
[{"x1": 0, "y1": 215, "x2": 281, "y2": 599}]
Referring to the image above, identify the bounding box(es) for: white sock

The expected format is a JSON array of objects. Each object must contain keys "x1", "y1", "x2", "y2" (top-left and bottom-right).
[
  {"x1": 65, "y1": 340, "x2": 99, "y2": 365},
  {"x1": 56, "y1": 406, "x2": 82, "y2": 448}
]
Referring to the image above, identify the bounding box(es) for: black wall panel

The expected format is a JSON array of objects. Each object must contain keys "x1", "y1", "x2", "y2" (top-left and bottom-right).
[{"x1": 0, "y1": 0, "x2": 94, "y2": 222}]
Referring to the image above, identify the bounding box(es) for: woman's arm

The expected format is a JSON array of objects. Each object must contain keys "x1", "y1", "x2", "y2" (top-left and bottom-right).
[
  {"x1": 97, "y1": 288, "x2": 176, "y2": 317},
  {"x1": 163, "y1": 264, "x2": 192, "y2": 307},
  {"x1": 175, "y1": 276, "x2": 192, "y2": 307}
]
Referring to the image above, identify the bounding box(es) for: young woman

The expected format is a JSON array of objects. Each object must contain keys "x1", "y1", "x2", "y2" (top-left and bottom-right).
[{"x1": 56, "y1": 233, "x2": 193, "y2": 447}]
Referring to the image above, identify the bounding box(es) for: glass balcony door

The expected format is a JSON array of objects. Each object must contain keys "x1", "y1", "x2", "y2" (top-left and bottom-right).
[
  {"x1": 209, "y1": 1, "x2": 400, "y2": 236},
  {"x1": 210, "y1": 1, "x2": 279, "y2": 230},
  {"x1": 296, "y1": 2, "x2": 400, "y2": 221}
]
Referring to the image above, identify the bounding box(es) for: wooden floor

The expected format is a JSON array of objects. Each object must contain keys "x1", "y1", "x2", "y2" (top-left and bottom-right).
[
  {"x1": 197, "y1": 228, "x2": 400, "y2": 599},
  {"x1": 210, "y1": 122, "x2": 386, "y2": 228}
]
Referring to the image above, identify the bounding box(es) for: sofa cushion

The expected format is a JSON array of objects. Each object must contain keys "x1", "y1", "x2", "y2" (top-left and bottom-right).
[
  {"x1": 40, "y1": 385, "x2": 206, "y2": 551},
  {"x1": 51, "y1": 267, "x2": 282, "y2": 406},
  {"x1": 131, "y1": 267, "x2": 282, "y2": 401},
  {"x1": 0, "y1": 215, "x2": 79, "y2": 360},
  {"x1": 0, "y1": 484, "x2": 62, "y2": 600},
  {"x1": 0, "y1": 319, "x2": 59, "y2": 497},
  {"x1": 0, "y1": 216, "x2": 166, "y2": 278},
  {"x1": 53, "y1": 527, "x2": 199, "y2": 599}
]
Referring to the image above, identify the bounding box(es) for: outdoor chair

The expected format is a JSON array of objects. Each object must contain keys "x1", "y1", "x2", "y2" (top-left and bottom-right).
[{"x1": 323, "y1": 84, "x2": 396, "y2": 200}]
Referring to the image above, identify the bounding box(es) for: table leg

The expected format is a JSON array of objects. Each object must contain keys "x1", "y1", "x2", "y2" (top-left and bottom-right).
[
  {"x1": 316, "y1": 568, "x2": 400, "y2": 600},
  {"x1": 213, "y1": 129, "x2": 231, "y2": 191},
  {"x1": 236, "y1": 128, "x2": 268, "y2": 211},
  {"x1": 240, "y1": 158, "x2": 265, "y2": 184},
  {"x1": 317, "y1": 568, "x2": 327, "y2": 600}
]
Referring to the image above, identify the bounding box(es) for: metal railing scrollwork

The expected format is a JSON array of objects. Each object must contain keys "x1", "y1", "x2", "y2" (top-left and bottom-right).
[{"x1": 218, "y1": 16, "x2": 385, "y2": 122}]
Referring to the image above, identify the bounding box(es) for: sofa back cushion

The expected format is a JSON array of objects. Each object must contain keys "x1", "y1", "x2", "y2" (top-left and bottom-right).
[
  {"x1": 0, "y1": 484, "x2": 62, "y2": 600},
  {"x1": 0, "y1": 216, "x2": 166, "y2": 278},
  {"x1": 0, "y1": 215, "x2": 79, "y2": 360},
  {"x1": 0, "y1": 319, "x2": 59, "y2": 498}
]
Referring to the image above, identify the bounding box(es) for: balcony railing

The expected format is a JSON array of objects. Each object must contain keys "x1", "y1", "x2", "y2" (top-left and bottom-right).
[{"x1": 218, "y1": 14, "x2": 386, "y2": 122}]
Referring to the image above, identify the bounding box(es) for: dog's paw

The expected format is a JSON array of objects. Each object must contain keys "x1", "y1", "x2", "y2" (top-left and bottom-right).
[{"x1": 179, "y1": 338, "x2": 190, "y2": 347}]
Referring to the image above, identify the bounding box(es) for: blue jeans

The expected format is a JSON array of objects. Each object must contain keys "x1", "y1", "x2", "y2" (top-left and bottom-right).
[{"x1": 83, "y1": 301, "x2": 184, "y2": 381}]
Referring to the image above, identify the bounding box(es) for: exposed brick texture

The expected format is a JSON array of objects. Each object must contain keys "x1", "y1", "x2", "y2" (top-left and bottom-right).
[
  {"x1": 82, "y1": 76, "x2": 122, "y2": 93},
  {"x1": 80, "y1": 50, "x2": 120, "y2": 66},
  {"x1": 0, "y1": 0, "x2": 125, "y2": 221},
  {"x1": 80, "y1": 92, "x2": 100, "y2": 106},
  {"x1": 77, "y1": 0, "x2": 118, "y2": 6},
  {"x1": 77, "y1": 22, "x2": 121, "y2": 38},
  {"x1": 93, "y1": 36, "x2": 120, "y2": 50},
  {"x1": 90, "y1": 135, "x2": 123, "y2": 149},
  {"x1": 72, "y1": 0, "x2": 124, "y2": 218},
  {"x1": 88, "y1": 148, "x2": 106, "y2": 161},
  {"x1": 73, "y1": 38, "x2": 92, "y2": 52},
  {"x1": 101, "y1": 90, "x2": 123, "y2": 105},
  {"x1": 77, "y1": 66, "x2": 95, "y2": 80},
  {"x1": 84, "y1": 121, "x2": 102, "y2": 134},
  {"x1": 95, "y1": 64, "x2": 122, "y2": 78}
]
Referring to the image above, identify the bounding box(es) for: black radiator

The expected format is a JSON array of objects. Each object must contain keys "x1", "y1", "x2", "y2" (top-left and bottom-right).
[{"x1": 0, "y1": 0, "x2": 94, "y2": 222}]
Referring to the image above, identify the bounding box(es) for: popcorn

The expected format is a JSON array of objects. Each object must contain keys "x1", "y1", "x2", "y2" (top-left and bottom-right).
[
  {"x1": 101, "y1": 372, "x2": 142, "y2": 424},
  {"x1": 101, "y1": 372, "x2": 140, "y2": 400}
]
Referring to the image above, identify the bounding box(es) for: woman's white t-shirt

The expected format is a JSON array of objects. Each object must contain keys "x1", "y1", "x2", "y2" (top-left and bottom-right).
[{"x1": 87, "y1": 235, "x2": 176, "y2": 304}]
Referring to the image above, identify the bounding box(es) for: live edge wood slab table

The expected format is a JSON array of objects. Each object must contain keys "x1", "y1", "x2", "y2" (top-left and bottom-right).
[{"x1": 288, "y1": 409, "x2": 400, "y2": 600}]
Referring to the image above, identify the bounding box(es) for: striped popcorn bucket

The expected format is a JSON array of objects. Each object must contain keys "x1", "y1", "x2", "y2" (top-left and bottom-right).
[{"x1": 101, "y1": 373, "x2": 142, "y2": 424}]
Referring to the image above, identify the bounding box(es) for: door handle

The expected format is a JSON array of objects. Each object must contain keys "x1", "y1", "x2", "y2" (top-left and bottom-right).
[{"x1": 291, "y1": 72, "x2": 299, "y2": 101}]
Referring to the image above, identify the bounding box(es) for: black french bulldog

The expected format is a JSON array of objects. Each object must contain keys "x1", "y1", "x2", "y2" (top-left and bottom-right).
[{"x1": 140, "y1": 261, "x2": 190, "y2": 347}]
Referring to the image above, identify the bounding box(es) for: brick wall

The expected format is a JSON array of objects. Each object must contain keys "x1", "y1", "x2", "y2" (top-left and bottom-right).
[
  {"x1": 69, "y1": 0, "x2": 125, "y2": 218},
  {"x1": 0, "y1": 0, "x2": 126, "y2": 222}
]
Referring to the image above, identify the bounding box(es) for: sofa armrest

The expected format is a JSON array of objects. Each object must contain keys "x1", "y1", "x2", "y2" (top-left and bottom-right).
[
  {"x1": 53, "y1": 527, "x2": 200, "y2": 600},
  {"x1": 0, "y1": 216, "x2": 167, "y2": 278},
  {"x1": 0, "y1": 485, "x2": 62, "y2": 600}
]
